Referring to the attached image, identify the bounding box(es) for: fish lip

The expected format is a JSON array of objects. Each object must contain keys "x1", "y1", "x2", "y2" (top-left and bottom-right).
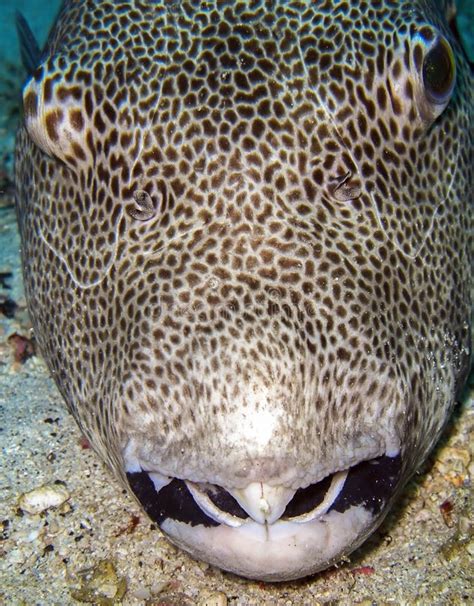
[
  {"x1": 281, "y1": 469, "x2": 348, "y2": 523},
  {"x1": 125, "y1": 452, "x2": 402, "y2": 528},
  {"x1": 186, "y1": 481, "x2": 248, "y2": 527},
  {"x1": 160, "y1": 506, "x2": 378, "y2": 582},
  {"x1": 125, "y1": 455, "x2": 403, "y2": 581}
]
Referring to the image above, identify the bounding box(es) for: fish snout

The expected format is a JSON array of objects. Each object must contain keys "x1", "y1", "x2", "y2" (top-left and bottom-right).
[
  {"x1": 124, "y1": 452, "x2": 402, "y2": 580},
  {"x1": 118, "y1": 301, "x2": 406, "y2": 579}
]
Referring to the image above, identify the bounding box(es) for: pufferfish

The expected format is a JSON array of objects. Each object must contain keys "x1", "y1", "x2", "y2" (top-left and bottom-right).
[{"x1": 14, "y1": 0, "x2": 472, "y2": 581}]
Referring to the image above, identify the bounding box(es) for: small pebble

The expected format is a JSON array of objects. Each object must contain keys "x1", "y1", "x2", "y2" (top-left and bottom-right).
[
  {"x1": 70, "y1": 560, "x2": 127, "y2": 604},
  {"x1": 199, "y1": 591, "x2": 228, "y2": 606},
  {"x1": 437, "y1": 446, "x2": 471, "y2": 468},
  {"x1": 466, "y1": 539, "x2": 474, "y2": 557},
  {"x1": 150, "y1": 581, "x2": 171, "y2": 594},
  {"x1": 132, "y1": 587, "x2": 151, "y2": 600},
  {"x1": 18, "y1": 484, "x2": 70, "y2": 515}
]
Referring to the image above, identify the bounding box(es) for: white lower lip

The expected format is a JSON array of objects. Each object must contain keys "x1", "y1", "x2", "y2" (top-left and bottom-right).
[{"x1": 161, "y1": 504, "x2": 375, "y2": 582}]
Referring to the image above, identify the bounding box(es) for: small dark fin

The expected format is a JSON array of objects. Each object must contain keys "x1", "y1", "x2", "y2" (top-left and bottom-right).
[{"x1": 15, "y1": 11, "x2": 41, "y2": 74}]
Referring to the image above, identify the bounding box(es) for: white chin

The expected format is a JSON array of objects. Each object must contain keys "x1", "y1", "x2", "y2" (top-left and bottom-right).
[{"x1": 161, "y1": 505, "x2": 374, "y2": 581}]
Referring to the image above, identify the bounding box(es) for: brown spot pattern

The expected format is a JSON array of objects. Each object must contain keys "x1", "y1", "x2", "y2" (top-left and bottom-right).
[{"x1": 15, "y1": 1, "x2": 472, "y2": 496}]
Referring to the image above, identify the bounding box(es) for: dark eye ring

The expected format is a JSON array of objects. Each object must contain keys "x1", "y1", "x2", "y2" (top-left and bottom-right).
[{"x1": 422, "y1": 35, "x2": 456, "y2": 105}]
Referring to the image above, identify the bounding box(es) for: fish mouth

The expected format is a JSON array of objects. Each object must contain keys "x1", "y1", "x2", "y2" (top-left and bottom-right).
[{"x1": 125, "y1": 454, "x2": 402, "y2": 580}]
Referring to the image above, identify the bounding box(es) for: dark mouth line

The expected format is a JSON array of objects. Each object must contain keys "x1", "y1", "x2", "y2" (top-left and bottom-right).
[{"x1": 127, "y1": 454, "x2": 402, "y2": 528}]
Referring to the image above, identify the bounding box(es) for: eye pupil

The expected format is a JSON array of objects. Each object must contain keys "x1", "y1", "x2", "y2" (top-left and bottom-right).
[{"x1": 422, "y1": 37, "x2": 455, "y2": 104}]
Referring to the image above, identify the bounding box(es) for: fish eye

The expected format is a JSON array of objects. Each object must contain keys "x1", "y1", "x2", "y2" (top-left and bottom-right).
[{"x1": 421, "y1": 35, "x2": 456, "y2": 105}]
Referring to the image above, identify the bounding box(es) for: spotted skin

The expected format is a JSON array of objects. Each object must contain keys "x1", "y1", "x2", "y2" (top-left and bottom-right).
[{"x1": 15, "y1": 0, "x2": 472, "y2": 581}]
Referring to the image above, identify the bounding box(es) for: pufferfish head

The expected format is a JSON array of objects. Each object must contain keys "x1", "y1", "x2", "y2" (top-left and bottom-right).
[{"x1": 19, "y1": 0, "x2": 471, "y2": 581}]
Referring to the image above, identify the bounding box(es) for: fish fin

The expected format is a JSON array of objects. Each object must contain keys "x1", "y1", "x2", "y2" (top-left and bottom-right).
[{"x1": 15, "y1": 11, "x2": 41, "y2": 74}]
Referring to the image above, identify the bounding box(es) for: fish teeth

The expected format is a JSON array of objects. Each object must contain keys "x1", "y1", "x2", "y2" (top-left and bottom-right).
[
  {"x1": 229, "y1": 483, "x2": 296, "y2": 525},
  {"x1": 148, "y1": 472, "x2": 172, "y2": 493},
  {"x1": 186, "y1": 482, "x2": 246, "y2": 527},
  {"x1": 287, "y1": 470, "x2": 348, "y2": 523}
]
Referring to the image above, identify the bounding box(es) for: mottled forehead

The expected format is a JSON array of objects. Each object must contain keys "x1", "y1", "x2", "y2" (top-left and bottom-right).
[
  {"x1": 29, "y1": 0, "x2": 462, "y2": 261},
  {"x1": 51, "y1": 0, "x2": 445, "y2": 82}
]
